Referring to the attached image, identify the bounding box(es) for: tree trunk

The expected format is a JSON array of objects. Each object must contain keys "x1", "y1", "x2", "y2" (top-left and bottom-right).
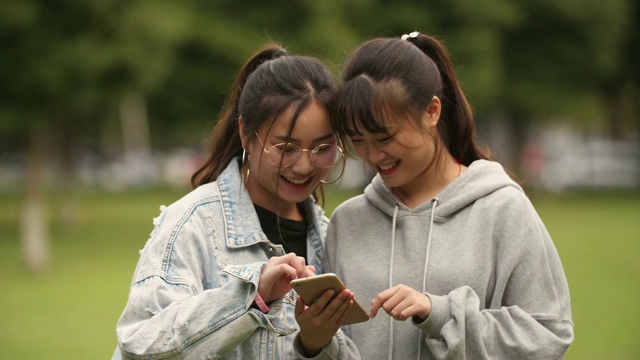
[
  {"x1": 21, "y1": 123, "x2": 51, "y2": 274},
  {"x1": 55, "y1": 120, "x2": 78, "y2": 229},
  {"x1": 119, "y1": 92, "x2": 156, "y2": 187}
]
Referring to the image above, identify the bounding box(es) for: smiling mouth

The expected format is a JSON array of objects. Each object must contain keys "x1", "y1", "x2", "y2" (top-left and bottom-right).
[
  {"x1": 378, "y1": 160, "x2": 399, "y2": 171},
  {"x1": 282, "y1": 175, "x2": 312, "y2": 185}
]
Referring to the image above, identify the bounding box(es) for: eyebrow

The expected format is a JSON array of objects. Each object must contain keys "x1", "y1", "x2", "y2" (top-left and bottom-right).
[{"x1": 273, "y1": 133, "x2": 335, "y2": 143}]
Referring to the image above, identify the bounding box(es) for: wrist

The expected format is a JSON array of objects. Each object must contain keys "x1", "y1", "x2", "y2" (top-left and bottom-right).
[
  {"x1": 300, "y1": 332, "x2": 326, "y2": 357},
  {"x1": 253, "y1": 292, "x2": 270, "y2": 313}
]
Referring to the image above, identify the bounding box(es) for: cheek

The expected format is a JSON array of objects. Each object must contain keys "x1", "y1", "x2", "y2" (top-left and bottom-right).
[
  {"x1": 252, "y1": 156, "x2": 279, "y2": 179},
  {"x1": 352, "y1": 143, "x2": 367, "y2": 157},
  {"x1": 317, "y1": 167, "x2": 332, "y2": 179}
]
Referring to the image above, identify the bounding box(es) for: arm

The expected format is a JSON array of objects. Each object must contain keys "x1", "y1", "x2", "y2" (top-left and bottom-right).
[
  {"x1": 292, "y1": 330, "x2": 362, "y2": 360},
  {"x1": 290, "y1": 215, "x2": 363, "y2": 360},
  {"x1": 369, "y1": 269, "x2": 573, "y2": 360},
  {"x1": 116, "y1": 230, "x2": 312, "y2": 358},
  {"x1": 419, "y1": 286, "x2": 573, "y2": 360},
  {"x1": 116, "y1": 268, "x2": 273, "y2": 359}
]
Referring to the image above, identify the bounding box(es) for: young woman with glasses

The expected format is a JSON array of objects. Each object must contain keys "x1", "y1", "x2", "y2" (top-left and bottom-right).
[{"x1": 112, "y1": 44, "x2": 358, "y2": 359}]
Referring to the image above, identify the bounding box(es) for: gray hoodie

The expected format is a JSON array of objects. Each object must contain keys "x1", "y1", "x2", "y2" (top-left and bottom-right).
[{"x1": 320, "y1": 160, "x2": 573, "y2": 360}]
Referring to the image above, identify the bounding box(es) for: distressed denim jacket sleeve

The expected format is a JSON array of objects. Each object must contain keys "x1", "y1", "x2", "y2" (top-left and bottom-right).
[{"x1": 113, "y1": 159, "x2": 327, "y2": 359}]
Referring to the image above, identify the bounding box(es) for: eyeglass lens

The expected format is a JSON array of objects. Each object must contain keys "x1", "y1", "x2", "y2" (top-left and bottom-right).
[{"x1": 268, "y1": 143, "x2": 341, "y2": 168}]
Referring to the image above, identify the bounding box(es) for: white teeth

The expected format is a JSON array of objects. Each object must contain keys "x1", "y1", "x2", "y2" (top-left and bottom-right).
[
  {"x1": 379, "y1": 161, "x2": 398, "y2": 170},
  {"x1": 283, "y1": 176, "x2": 310, "y2": 184}
]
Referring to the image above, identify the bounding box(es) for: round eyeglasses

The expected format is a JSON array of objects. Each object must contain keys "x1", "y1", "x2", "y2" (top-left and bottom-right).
[{"x1": 255, "y1": 133, "x2": 343, "y2": 168}]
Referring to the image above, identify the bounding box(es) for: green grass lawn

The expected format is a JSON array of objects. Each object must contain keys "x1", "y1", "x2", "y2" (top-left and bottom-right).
[{"x1": 0, "y1": 188, "x2": 638, "y2": 359}]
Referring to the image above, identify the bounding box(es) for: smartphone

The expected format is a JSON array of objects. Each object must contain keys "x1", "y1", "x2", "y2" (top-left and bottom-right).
[{"x1": 291, "y1": 273, "x2": 369, "y2": 325}]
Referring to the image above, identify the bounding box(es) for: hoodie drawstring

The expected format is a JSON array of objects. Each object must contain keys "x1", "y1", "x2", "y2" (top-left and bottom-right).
[
  {"x1": 389, "y1": 199, "x2": 439, "y2": 360},
  {"x1": 416, "y1": 198, "x2": 439, "y2": 359},
  {"x1": 388, "y1": 204, "x2": 399, "y2": 360}
]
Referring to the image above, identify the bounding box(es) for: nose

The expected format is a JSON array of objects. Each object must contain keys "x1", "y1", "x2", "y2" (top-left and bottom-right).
[
  {"x1": 362, "y1": 143, "x2": 386, "y2": 165},
  {"x1": 291, "y1": 149, "x2": 314, "y2": 174}
]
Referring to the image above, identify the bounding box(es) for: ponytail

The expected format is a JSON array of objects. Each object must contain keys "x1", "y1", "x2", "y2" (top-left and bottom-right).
[
  {"x1": 191, "y1": 45, "x2": 287, "y2": 188},
  {"x1": 408, "y1": 33, "x2": 489, "y2": 165}
]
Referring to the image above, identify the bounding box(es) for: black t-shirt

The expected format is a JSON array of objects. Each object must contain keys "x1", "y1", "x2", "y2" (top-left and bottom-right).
[{"x1": 253, "y1": 204, "x2": 308, "y2": 260}]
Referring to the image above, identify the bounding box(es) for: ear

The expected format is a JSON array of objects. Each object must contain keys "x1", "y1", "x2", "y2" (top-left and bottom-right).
[
  {"x1": 238, "y1": 116, "x2": 248, "y2": 150},
  {"x1": 423, "y1": 96, "x2": 441, "y2": 129}
]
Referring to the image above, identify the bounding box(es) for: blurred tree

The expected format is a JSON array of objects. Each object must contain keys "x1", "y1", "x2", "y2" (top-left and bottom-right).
[
  {"x1": 597, "y1": 0, "x2": 639, "y2": 138},
  {"x1": 0, "y1": 0, "x2": 191, "y2": 273},
  {"x1": 498, "y1": 0, "x2": 634, "y2": 165}
]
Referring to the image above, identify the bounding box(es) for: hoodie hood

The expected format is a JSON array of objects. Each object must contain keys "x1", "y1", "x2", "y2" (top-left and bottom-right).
[{"x1": 365, "y1": 159, "x2": 521, "y2": 218}]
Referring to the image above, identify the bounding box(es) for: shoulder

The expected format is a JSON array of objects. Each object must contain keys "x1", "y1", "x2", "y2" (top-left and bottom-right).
[
  {"x1": 464, "y1": 160, "x2": 534, "y2": 216},
  {"x1": 144, "y1": 182, "x2": 223, "y2": 248},
  {"x1": 164, "y1": 182, "x2": 221, "y2": 219},
  {"x1": 332, "y1": 193, "x2": 367, "y2": 214},
  {"x1": 476, "y1": 185, "x2": 551, "y2": 256},
  {"x1": 329, "y1": 193, "x2": 369, "y2": 225},
  {"x1": 481, "y1": 185, "x2": 537, "y2": 220},
  {"x1": 133, "y1": 181, "x2": 231, "y2": 277}
]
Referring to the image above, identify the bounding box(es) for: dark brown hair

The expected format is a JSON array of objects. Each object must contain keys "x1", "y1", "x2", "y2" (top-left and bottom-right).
[
  {"x1": 331, "y1": 33, "x2": 490, "y2": 166},
  {"x1": 191, "y1": 44, "x2": 338, "y2": 202}
]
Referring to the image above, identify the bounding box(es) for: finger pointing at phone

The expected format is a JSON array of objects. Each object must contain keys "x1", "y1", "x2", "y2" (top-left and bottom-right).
[
  {"x1": 258, "y1": 253, "x2": 309, "y2": 303},
  {"x1": 369, "y1": 284, "x2": 432, "y2": 322}
]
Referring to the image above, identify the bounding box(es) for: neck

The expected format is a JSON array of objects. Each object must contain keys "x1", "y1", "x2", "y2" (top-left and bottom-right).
[{"x1": 393, "y1": 157, "x2": 463, "y2": 209}]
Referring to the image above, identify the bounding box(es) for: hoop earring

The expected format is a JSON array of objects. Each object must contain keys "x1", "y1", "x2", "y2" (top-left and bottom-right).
[{"x1": 242, "y1": 149, "x2": 250, "y2": 181}]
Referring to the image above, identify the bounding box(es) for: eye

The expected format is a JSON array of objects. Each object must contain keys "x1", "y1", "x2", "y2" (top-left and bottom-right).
[
  {"x1": 273, "y1": 143, "x2": 297, "y2": 154},
  {"x1": 350, "y1": 137, "x2": 363, "y2": 144},
  {"x1": 313, "y1": 144, "x2": 332, "y2": 153},
  {"x1": 378, "y1": 135, "x2": 394, "y2": 143}
]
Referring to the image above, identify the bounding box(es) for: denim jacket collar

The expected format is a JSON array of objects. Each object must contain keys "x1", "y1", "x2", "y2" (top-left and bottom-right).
[
  {"x1": 217, "y1": 158, "x2": 323, "y2": 259},
  {"x1": 217, "y1": 159, "x2": 268, "y2": 248}
]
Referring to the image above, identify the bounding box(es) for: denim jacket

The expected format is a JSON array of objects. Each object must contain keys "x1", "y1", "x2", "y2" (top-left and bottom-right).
[{"x1": 113, "y1": 158, "x2": 333, "y2": 359}]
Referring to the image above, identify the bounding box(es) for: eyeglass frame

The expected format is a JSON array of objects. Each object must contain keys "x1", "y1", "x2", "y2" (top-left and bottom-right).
[{"x1": 253, "y1": 132, "x2": 344, "y2": 169}]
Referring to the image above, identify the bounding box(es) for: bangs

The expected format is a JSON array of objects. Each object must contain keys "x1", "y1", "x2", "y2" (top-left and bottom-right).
[
  {"x1": 331, "y1": 75, "x2": 418, "y2": 137},
  {"x1": 255, "y1": 95, "x2": 301, "y2": 135}
]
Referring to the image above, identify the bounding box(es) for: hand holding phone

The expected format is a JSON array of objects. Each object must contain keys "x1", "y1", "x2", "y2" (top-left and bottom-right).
[{"x1": 291, "y1": 273, "x2": 369, "y2": 325}]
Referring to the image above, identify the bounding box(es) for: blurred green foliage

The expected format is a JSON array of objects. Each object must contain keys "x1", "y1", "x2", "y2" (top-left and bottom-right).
[{"x1": 0, "y1": 0, "x2": 638, "y2": 153}]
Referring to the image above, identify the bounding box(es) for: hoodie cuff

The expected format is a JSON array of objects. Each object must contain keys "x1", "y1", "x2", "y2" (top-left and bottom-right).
[{"x1": 415, "y1": 293, "x2": 451, "y2": 339}]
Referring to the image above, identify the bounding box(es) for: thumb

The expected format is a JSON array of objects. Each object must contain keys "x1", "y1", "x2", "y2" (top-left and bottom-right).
[{"x1": 370, "y1": 299, "x2": 380, "y2": 318}]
